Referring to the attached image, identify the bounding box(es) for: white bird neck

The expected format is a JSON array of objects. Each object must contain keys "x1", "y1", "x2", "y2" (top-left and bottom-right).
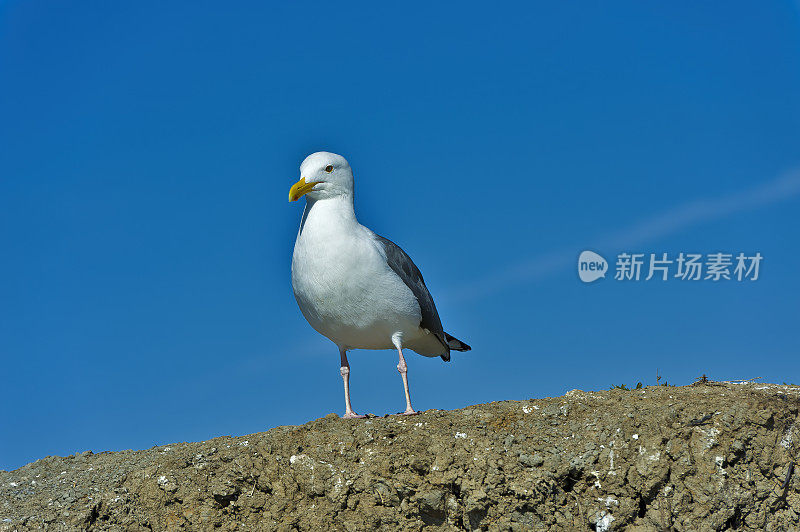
[{"x1": 298, "y1": 195, "x2": 359, "y2": 239}]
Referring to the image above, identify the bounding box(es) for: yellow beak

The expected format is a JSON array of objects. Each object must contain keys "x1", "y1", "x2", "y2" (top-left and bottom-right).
[{"x1": 288, "y1": 177, "x2": 319, "y2": 202}]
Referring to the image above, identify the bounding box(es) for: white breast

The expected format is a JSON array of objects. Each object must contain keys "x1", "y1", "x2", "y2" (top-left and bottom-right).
[{"x1": 291, "y1": 198, "x2": 422, "y2": 350}]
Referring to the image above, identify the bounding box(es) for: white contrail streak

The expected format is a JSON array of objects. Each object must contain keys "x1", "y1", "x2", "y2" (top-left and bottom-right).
[{"x1": 445, "y1": 167, "x2": 800, "y2": 302}]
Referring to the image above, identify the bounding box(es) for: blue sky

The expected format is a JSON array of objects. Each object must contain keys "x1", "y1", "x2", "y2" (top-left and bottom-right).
[{"x1": 1, "y1": 1, "x2": 799, "y2": 470}]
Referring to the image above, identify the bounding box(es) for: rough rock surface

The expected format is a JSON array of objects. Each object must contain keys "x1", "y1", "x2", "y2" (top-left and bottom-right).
[{"x1": 2, "y1": 382, "x2": 799, "y2": 531}]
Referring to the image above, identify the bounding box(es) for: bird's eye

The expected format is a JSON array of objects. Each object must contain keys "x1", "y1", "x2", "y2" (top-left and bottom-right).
[{"x1": 325, "y1": 165, "x2": 334, "y2": 173}]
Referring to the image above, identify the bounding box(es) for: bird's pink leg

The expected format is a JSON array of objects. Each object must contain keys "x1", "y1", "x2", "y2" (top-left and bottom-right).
[
  {"x1": 339, "y1": 348, "x2": 365, "y2": 419},
  {"x1": 393, "y1": 337, "x2": 418, "y2": 415}
]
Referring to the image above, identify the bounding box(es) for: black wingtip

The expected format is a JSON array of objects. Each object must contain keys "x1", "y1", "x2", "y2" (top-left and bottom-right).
[{"x1": 444, "y1": 332, "x2": 471, "y2": 352}]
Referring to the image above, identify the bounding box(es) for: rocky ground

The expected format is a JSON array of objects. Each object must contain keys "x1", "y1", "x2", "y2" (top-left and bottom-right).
[{"x1": 2, "y1": 381, "x2": 799, "y2": 531}]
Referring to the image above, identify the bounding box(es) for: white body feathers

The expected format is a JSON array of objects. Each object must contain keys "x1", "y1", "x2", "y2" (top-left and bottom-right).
[{"x1": 291, "y1": 196, "x2": 442, "y2": 354}]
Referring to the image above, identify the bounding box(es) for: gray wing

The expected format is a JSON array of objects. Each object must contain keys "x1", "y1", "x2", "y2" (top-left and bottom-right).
[{"x1": 373, "y1": 234, "x2": 450, "y2": 359}]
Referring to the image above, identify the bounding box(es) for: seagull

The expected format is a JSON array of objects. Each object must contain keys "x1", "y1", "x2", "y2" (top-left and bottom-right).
[{"x1": 289, "y1": 152, "x2": 470, "y2": 418}]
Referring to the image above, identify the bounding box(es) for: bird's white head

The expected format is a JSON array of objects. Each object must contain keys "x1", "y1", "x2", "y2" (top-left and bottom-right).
[{"x1": 289, "y1": 152, "x2": 354, "y2": 202}]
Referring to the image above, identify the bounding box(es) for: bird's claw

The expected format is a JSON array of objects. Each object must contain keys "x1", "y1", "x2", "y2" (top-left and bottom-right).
[{"x1": 342, "y1": 412, "x2": 367, "y2": 419}]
